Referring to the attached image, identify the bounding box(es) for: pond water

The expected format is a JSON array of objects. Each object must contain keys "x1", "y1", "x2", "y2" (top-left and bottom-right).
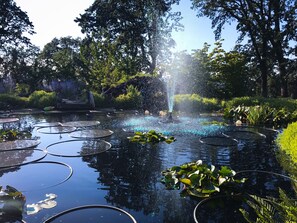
[{"x1": 0, "y1": 111, "x2": 295, "y2": 223}]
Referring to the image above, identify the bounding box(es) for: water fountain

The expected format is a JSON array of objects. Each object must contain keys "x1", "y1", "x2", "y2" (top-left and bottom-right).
[{"x1": 162, "y1": 65, "x2": 177, "y2": 123}]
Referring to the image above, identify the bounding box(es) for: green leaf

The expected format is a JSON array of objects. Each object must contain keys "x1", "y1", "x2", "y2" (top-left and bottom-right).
[{"x1": 180, "y1": 178, "x2": 192, "y2": 186}]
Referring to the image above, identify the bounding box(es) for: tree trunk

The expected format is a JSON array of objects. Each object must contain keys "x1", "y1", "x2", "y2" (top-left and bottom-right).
[{"x1": 259, "y1": 60, "x2": 268, "y2": 97}]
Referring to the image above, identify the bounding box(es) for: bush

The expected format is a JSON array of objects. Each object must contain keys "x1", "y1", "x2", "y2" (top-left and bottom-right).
[
  {"x1": 0, "y1": 94, "x2": 28, "y2": 109},
  {"x1": 174, "y1": 94, "x2": 220, "y2": 113},
  {"x1": 224, "y1": 97, "x2": 297, "y2": 127},
  {"x1": 224, "y1": 96, "x2": 297, "y2": 112},
  {"x1": 92, "y1": 92, "x2": 114, "y2": 108},
  {"x1": 114, "y1": 85, "x2": 142, "y2": 109},
  {"x1": 277, "y1": 122, "x2": 297, "y2": 164},
  {"x1": 28, "y1": 90, "x2": 56, "y2": 109}
]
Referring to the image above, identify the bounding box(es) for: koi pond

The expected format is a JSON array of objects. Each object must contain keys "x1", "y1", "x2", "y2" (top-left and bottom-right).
[{"x1": 0, "y1": 110, "x2": 295, "y2": 223}]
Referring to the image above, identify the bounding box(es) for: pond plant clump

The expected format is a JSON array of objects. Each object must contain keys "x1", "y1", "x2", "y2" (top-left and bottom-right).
[
  {"x1": 128, "y1": 130, "x2": 176, "y2": 144},
  {"x1": 0, "y1": 129, "x2": 32, "y2": 142},
  {"x1": 161, "y1": 160, "x2": 247, "y2": 198}
]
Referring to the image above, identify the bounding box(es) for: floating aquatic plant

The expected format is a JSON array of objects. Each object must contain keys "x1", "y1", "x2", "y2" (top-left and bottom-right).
[
  {"x1": 161, "y1": 160, "x2": 246, "y2": 198},
  {"x1": 0, "y1": 129, "x2": 32, "y2": 142},
  {"x1": 128, "y1": 130, "x2": 176, "y2": 144}
]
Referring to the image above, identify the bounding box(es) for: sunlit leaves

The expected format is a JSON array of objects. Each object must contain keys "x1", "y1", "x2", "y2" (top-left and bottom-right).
[
  {"x1": 161, "y1": 160, "x2": 246, "y2": 198},
  {"x1": 0, "y1": 129, "x2": 32, "y2": 142},
  {"x1": 128, "y1": 130, "x2": 176, "y2": 144}
]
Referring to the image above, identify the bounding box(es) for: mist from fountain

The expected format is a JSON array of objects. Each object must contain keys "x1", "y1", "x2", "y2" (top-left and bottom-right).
[{"x1": 163, "y1": 71, "x2": 176, "y2": 113}]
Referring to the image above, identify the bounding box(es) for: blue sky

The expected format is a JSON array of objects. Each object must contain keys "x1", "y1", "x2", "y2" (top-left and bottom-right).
[{"x1": 15, "y1": 0, "x2": 239, "y2": 52}]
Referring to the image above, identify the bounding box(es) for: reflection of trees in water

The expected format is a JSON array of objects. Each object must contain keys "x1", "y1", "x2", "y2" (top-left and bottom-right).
[
  {"x1": 83, "y1": 141, "x2": 161, "y2": 214},
  {"x1": 0, "y1": 149, "x2": 34, "y2": 170},
  {"x1": 82, "y1": 139, "x2": 199, "y2": 222},
  {"x1": 80, "y1": 140, "x2": 111, "y2": 155}
]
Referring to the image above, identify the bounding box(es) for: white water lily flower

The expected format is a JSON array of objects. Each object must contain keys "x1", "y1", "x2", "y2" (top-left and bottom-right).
[
  {"x1": 27, "y1": 204, "x2": 41, "y2": 215},
  {"x1": 218, "y1": 177, "x2": 226, "y2": 185},
  {"x1": 45, "y1": 193, "x2": 57, "y2": 200},
  {"x1": 39, "y1": 200, "x2": 57, "y2": 209},
  {"x1": 196, "y1": 160, "x2": 203, "y2": 165}
]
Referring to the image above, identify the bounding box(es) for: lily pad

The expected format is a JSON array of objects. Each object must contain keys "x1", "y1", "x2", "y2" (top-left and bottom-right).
[
  {"x1": 33, "y1": 122, "x2": 62, "y2": 128},
  {"x1": 46, "y1": 139, "x2": 112, "y2": 157},
  {"x1": 199, "y1": 136, "x2": 238, "y2": 146},
  {"x1": 0, "y1": 149, "x2": 46, "y2": 168},
  {"x1": 0, "y1": 139, "x2": 41, "y2": 151},
  {"x1": 222, "y1": 130, "x2": 266, "y2": 140},
  {"x1": 43, "y1": 205, "x2": 137, "y2": 223},
  {"x1": 62, "y1": 121, "x2": 100, "y2": 128},
  {"x1": 37, "y1": 126, "x2": 76, "y2": 134},
  {"x1": 0, "y1": 161, "x2": 73, "y2": 192},
  {"x1": 0, "y1": 117, "x2": 19, "y2": 124},
  {"x1": 70, "y1": 129, "x2": 113, "y2": 139}
]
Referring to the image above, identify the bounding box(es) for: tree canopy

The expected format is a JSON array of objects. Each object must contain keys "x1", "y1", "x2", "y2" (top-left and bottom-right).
[
  {"x1": 75, "y1": 0, "x2": 183, "y2": 75},
  {"x1": 191, "y1": 0, "x2": 297, "y2": 97},
  {"x1": 0, "y1": 0, "x2": 34, "y2": 50}
]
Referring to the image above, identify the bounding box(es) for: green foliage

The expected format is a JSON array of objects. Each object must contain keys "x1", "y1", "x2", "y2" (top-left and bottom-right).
[
  {"x1": 15, "y1": 83, "x2": 31, "y2": 96},
  {"x1": 277, "y1": 122, "x2": 297, "y2": 164},
  {"x1": 240, "y1": 189, "x2": 297, "y2": 223},
  {"x1": 224, "y1": 97, "x2": 297, "y2": 127},
  {"x1": 0, "y1": 129, "x2": 32, "y2": 142},
  {"x1": 201, "y1": 120, "x2": 227, "y2": 126},
  {"x1": 0, "y1": 0, "x2": 34, "y2": 48},
  {"x1": 129, "y1": 130, "x2": 176, "y2": 144},
  {"x1": 225, "y1": 97, "x2": 297, "y2": 111},
  {"x1": 0, "y1": 93, "x2": 28, "y2": 109},
  {"x1": 76, "y1": 0, "x2": 182, "y2": 76},
  {"x1": 174, "y1": 94, "x2": 221, "y2": 113},
  {"x1": 28, "y1": 90, "x2": 56, "y2": 109},
  {"x1": 205, "y1": 41, "x2": 254, "y2": 99},
  {"x1": 38, "y1": 37, "x2": 82, "y2": 82},
  {"x1": 92, "y1": 92, "x2": 114, "y2": 108},
  {"x1": 115, "y1": 85, "x2": 143, "y2": 109},
  {"x1": 161, "y1": 160, "x2": 246, "y2": 198},
  {"x1": 246, "y1": 105, "x2": 274, "y2": 126}
]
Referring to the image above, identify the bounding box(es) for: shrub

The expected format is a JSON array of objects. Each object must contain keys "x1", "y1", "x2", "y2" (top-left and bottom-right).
[
  {"x1": 92, "y1": 92, "x2": 114, "y2": 108},
  {"x1": 174, "y1": 94, "x2": 220, "y2": 113},
  {"x1": 224, "y1": 97, "x2": 297, "y2": 112},
  {"x1": 277, "y1": 122, "x2": 297, "y2": 164},
  {"x1": 246, "y1": 105, "x2": 274, "y2": 126},
  {"x1": 15, "y1": 83, "x2": 31, "y2": 97},
  {"x1": 114, "y1": 85, "x2": 142, "y2": 109},
  {"x1": 0, "y1": 94, "x2": 28, "y2": 109},
  {"x1": 28, "y1": 90, "x2": 56, "y2": 109},
  {"x1": 224, "y1": 97, "x2": 297, "y2": 127}
]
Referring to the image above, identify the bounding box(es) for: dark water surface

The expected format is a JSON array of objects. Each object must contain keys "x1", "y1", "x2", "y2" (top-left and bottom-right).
[{"x1": 0, "y1": 111, "x2": 294, "y2": 223}]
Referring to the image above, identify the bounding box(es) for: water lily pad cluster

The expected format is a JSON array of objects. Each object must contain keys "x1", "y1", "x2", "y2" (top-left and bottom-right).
[
  {"x1": 128, "y1": 130, "x2": 176, "y2": 144},
  {"x1": 0, "y1": 129, "x2": 32, "y2": 142},
  {"x1": 161, "y1": 160, "x2": 246, "y2": 198}
]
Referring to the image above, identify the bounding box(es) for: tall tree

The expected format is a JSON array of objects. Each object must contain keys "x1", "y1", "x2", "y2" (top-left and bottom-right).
[
  {"x1": 191, "y1": 0, "x2": 297, "y2": 97},
  {"x1": 75, "y1": 0, "x2": 182, "y2": 76},
  {"x1": 38, "y1": 37, "x2": 82, "y2": 82},
  {"x1": 0, "y1": 0, "x2": 34, "y2": 50}
]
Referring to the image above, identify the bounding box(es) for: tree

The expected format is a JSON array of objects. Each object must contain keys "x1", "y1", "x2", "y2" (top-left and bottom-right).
[
  {"x1": 206, "y1": 41, "x2": 254, "y2": 98},
  {"x1": 79, "y1": 37, "x2": 130, "y2": 92},
  {"x1": 38, "y1": 37, "x2": 82, "y2": 82},
  {"x1": 172, "y1": 45, "x2": 211, "y2": 96},
  {"x1": 0, "y1": 0, "x2": 34, "y2": 50},
  {"x1": 75, "y1": 0, "x2": 182, "y2": 76},
  {"x1": 191, "y1": 0, "x2": 297, "y2": 97}
]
